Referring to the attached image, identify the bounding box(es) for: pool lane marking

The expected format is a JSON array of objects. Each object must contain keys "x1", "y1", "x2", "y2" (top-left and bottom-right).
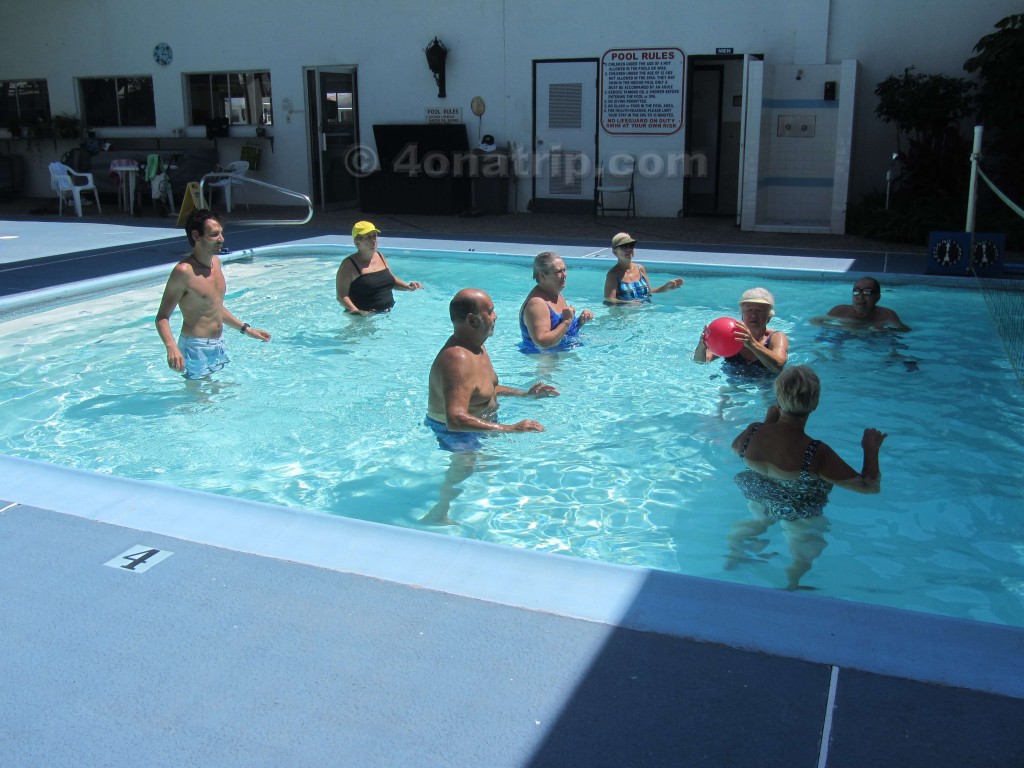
[
  {"x1": 816, "y1": 665, "x2": 840, "y2": 768},
  {"x1": 104, "y1": 545, "x2": 174, "y2": 573}
]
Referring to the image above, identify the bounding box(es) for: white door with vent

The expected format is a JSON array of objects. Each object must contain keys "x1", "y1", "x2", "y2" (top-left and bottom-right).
[{"x1": 533, "y1": 59, "x2": 598, "y2": 213}]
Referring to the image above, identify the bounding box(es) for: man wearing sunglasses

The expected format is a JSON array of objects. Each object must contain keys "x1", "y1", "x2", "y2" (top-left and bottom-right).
[{"x1": 814, "y1": 277, "x2": 910, "y2": 331}]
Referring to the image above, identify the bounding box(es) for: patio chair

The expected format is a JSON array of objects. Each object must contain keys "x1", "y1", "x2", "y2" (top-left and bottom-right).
[
  {"x1": 207, "y1": 160, "x2": 250, "y2": 213},
  {"x1": 594, "y1": 155, "x2": 636, "y2": 218},
  {"x1": 48, "y1": 162, "x2": 102, "y2": 217}
]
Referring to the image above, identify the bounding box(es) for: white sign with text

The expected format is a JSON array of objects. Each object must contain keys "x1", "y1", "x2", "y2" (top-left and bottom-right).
[
  {"x1": 425, "y1": 106, "x2": 463, "y2": 124},
  {"x1": 601, "y1": 48, "x2": 685, "y2": 135}
]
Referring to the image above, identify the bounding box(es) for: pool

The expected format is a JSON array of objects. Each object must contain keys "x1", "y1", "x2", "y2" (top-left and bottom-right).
[{"x1": 2, "y1": 241, "x2": 1022, "y2": 627}]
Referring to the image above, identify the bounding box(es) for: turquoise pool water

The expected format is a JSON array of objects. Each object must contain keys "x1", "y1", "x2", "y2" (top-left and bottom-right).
[{"x1": 1, "y1": 246, "x2": 1022, "y2": 626}]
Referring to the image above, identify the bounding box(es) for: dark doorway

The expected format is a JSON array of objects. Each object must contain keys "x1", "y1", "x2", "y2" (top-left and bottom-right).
[
  {"x1": 684, "y1": 56, "x2": 743, "y2": 216},
  {"x1": 305, "y1": 66, "x2": 359, "y2": 210}
]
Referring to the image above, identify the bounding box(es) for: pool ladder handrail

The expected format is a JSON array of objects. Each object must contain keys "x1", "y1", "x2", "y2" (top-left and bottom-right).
[{"x1": 198, "y1": 172, "x2": 313, "y2": 225}]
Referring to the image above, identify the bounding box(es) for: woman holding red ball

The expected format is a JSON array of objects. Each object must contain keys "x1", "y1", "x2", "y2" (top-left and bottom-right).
[{"x1": 693, "y1": 287, "x2": 789, "y2": 374}]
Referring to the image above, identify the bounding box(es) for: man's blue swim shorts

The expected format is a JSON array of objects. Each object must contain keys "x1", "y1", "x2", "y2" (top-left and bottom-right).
[
  {"x1": 178, "y1": 334, "x2": 230, "y2": 380},
  {"x1": 424, "y1": 416, "x2": 484, "y2": 453}
]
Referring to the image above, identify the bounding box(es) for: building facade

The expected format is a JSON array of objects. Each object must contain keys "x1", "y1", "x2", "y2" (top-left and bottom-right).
[{"x1": 1, "y1": 0, "x2": 1015, "y2": 233}]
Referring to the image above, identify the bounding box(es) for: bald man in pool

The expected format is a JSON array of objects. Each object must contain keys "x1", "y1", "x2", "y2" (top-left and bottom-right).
[
  {"x1": 423, "y1": 289, "x2": 558, "y2": 525},
  {"x1": 155, "y1": 209, "x2": 271, "y2": 379},
  {"x1": 426, "y1": 288, "x2": 559, "y2": 441}
]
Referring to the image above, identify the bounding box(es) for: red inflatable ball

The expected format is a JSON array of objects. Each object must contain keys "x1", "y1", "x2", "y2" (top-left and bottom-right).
[{"x1": 705, "y1": 317, "x2": 743, "y2": 357}]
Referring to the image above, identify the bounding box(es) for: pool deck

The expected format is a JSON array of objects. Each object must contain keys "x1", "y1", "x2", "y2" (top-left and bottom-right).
[{"x1": 2, "y1": 212, "x2": 1023, "y2": 767}]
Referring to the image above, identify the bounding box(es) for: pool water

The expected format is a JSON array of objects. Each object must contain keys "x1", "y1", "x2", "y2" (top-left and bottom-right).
[{"x1": 2, "y1": 247, "x2": 1023, "y2": 626}]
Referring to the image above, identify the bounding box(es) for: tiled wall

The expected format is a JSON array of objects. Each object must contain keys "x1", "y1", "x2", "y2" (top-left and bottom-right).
[{"x1": 750, "y1": 62, "x2": 856, "y2": 233}]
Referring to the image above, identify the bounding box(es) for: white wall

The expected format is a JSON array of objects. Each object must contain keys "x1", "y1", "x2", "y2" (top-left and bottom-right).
[
  {"x1": 826, "y1": 0, "x2": 1018, "y2": 205},
  {"x1": 2, "y1": 0, "x2": 1018, "y2": 220}
]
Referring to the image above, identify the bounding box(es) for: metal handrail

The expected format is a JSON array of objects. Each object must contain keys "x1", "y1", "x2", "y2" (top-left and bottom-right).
[{"x1": 199, "y1": 172, "x2": 313, "y2": 225}]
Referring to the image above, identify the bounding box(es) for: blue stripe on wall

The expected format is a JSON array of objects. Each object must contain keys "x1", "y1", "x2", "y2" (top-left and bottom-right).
[
  {"x1": 763, "y1": 99, "x2": 839, "y2": 109},
  {"x1": 759, "y1": 177, "x2": 834, "y2": 188}
]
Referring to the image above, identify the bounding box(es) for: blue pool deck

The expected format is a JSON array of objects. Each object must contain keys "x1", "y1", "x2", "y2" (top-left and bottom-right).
[{"x1": 1, "y1": 218, "x2": 1023, "y2": 767}]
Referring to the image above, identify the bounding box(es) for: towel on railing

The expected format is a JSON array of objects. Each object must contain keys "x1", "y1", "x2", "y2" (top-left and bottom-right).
[
  {"x1": 145, "y1": 154, "x2": 161, "y2": 181},
  {"x1": 240, "y1": 144, "x2": 261, "y2": 171}
]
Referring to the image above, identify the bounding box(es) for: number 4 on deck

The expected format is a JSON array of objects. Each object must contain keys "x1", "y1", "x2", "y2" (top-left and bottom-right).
[{"x1": 104, "y1": 546, "x2": 174, "y2": 573}]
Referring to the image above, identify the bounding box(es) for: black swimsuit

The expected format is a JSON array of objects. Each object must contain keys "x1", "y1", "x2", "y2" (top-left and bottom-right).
[
  {"x1": 724, "y1": 330, "x2": 776, "y2": 375},
  {"x1": 346, "y1": 255, "x2": 396, "y2": 312}
]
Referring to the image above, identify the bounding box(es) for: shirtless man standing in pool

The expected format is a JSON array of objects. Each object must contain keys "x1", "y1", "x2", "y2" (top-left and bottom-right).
[
  {"x1": 812, "y1": 276, "x2": 910, "y2": 331},
  {"x1": 427, "y1": 288, "x2": 558, "y2": 437},
  {"x1": 423, "y1": 288, "x2": 558, "y2": 525},
  {"x1": 155, "y1": 209, "x2": 271, "y2": 379}
]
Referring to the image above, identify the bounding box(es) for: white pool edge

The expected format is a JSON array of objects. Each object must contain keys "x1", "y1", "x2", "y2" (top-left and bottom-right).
[{"x1": 0, "y1": 235, "x2": 981, "y2": 318}]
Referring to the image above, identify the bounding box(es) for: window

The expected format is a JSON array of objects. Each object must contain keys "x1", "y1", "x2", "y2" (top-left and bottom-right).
[
  {"x1": 187, "y1": 72, "x2": 273, "y2": 126},
  {"x1": 79, "y1": 77, "x2": 156, "y2": 127},
  {"x1": 1, "y1": 80, "x2": 51, "y2": 130}
]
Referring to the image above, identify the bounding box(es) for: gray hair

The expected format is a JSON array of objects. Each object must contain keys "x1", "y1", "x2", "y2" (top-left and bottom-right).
[
  {"x1": 774, "y1": 365, "x2": 821, "y2": 416},
  {"x1": 532, "y1": 251, "x2": 562, "y2": 282}
]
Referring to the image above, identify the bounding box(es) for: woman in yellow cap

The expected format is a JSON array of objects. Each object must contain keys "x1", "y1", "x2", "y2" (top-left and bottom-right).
[
  {"x1": 603, "y1": 232, "x2": 684, "y2": 305},
  {"x1": 336, "y1": 221, "x2": 424, "y2": 314}
]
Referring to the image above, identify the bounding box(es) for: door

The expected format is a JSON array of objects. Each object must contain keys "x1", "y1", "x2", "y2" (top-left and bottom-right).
[
  {"x1": 305, "y1": 66, "x2": 359, "y2": 211},
  {"x1": 736, "y1": 53, "x2": 764, "y2": 227},
  {"x1": 683, "y1": 55, "x2": 743, "y2": 217},
  {"x1": 532, "y1": 59, "x2": 598, "y2": 213}
]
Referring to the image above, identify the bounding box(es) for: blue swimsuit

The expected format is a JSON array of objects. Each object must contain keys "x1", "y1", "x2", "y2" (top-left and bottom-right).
[
  {"x1": 177, "y1": 334, "x2": 230, "y2": 380},
  {"x1": 734, "y1": 423, "x2": 834, "y2": 521},
  {"x1": 519, "y1": 303, "x2": 582, "y2": 353},
  {"x1": 616, "y1": 274, "x2": 651, "y2": 302}
]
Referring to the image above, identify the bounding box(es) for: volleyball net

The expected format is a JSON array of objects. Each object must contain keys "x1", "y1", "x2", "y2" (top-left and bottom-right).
[
  {"x1": 965, "y1": 126, "x2": 1024, "y2": 384},
  {"x1": 975, "y1": 275, "x2": 1024, "y2": 383}
]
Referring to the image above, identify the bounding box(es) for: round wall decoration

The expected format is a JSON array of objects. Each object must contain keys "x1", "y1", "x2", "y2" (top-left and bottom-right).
[{"x1": 153, "y1": 43, "x2": 173, "y2": 66}]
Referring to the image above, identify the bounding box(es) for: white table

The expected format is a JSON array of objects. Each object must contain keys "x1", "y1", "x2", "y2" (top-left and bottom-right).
[{"x1": 109, "y1": 159, "x2": 139, "y2": 214}]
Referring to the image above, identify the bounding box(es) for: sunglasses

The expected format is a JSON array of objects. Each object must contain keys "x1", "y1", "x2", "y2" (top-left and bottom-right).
[{"x1": 852, "y1": 288, "x2": 877, "y2": 296}]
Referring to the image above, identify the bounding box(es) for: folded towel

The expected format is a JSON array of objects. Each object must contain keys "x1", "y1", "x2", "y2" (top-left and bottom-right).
[{"x1": 145, "y1": 154, "x2": 161, "y2": 182}]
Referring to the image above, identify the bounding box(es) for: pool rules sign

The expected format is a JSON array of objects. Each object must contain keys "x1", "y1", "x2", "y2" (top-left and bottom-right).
[{"x1": 601, "y1": 48, "x2": 684, "y2": 134}]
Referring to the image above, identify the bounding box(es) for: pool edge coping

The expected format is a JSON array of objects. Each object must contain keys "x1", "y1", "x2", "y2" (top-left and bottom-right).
[
  {"x1": 0, "y1": 235, "x2": 985, "y2": 318},
  {"x1": 2, "y1": 454, "x2": 1021, "y2": 700}
]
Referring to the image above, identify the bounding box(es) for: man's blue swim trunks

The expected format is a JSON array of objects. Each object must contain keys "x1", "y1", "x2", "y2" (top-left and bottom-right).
[
  {"x1": 424, "y1": 415, "x2": 484, "y2": 453},
  {"x1": 178, "y1": 334, "x2": 230, "y2": 380}
]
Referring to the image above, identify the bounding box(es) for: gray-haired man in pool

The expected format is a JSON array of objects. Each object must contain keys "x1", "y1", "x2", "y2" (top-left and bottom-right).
[
  {"x1": 155, "y1": 209, "x2": 271, "y2": 379},
  {"x1": 423, "y1": 287, "x2": 558, "y2": 523}
]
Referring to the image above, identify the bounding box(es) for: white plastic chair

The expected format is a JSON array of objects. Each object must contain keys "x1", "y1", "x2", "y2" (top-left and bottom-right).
[
  {"x1": 594, "y1": 155, "x2": 636, "y2": 218},
  {"x1": 48, "y1": 162, "x2": 102, "y2": 217},
  {"x1": 207, "y1": 160, "x2": 249, "y2": 212}
]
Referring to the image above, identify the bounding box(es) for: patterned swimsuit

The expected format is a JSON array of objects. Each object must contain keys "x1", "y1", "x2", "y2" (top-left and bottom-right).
[
  {"x1": 616, "y1": 274, "x2": 651, "y2": 302},
  {"x1": 734, "y1": 423, "x2": 833, "y2": 521}
]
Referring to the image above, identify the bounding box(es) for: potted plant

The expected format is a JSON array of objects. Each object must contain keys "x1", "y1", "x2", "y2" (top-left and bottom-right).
[
  {"x1": 53, "y1": 113, "x2": 82, "y2": 139},
  {"x1": 24, "y1": 116, "x2": 52, "y2": 153}
]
